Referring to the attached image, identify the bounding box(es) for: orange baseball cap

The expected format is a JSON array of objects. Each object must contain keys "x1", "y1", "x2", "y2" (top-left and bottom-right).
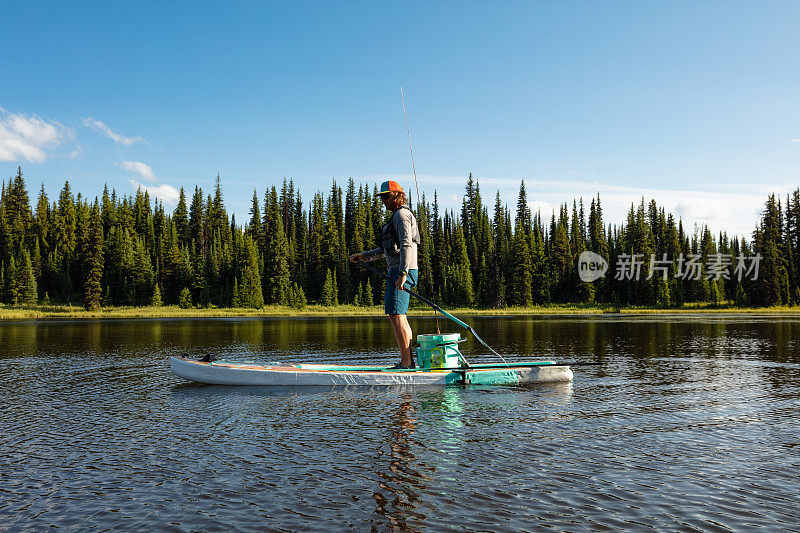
[{"x1": 375, "y1": 180, "x2": 403, "y2": 196}]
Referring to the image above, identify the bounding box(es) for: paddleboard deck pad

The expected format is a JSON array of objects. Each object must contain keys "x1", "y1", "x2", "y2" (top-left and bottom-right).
[{"x1": 170, "y1": 356, "x2": 573, "y2": 386}]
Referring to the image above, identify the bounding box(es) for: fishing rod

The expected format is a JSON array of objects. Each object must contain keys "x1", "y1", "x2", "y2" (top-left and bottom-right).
[
  {"x1": 400, "y1": 86, "x2": 421, "y2": 210},
  {"x1": 356, "y1": 258, "x2": 506, "y2": 363},
  {"x1": 400, "y1": 87, "x2": 443, "y2": 332}
]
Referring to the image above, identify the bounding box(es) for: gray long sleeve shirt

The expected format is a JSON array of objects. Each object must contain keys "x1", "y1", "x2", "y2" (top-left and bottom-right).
[{"x1": 362, "y1": 206, "x2": 419, "y2": 272}]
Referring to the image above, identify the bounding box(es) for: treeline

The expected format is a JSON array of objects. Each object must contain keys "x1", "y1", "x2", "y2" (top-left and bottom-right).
[{"x1": 0, "y1": 166, "x2": 796, "y2": 310}]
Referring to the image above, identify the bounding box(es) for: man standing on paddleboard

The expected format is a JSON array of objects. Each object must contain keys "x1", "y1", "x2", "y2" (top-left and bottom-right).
[{"x1": 350, "y1": 180, "x2": 421, "y2": 369}]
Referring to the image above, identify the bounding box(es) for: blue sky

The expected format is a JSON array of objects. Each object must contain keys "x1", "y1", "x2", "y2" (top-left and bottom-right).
[{"x1": 1, "y1": 1, "x2": 799, "y2": 236}]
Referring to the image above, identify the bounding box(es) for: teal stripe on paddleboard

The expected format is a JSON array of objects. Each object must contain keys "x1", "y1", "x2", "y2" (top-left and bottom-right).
[{"x1": 464, "y1": 368, "x2": 522, "y2": 385}]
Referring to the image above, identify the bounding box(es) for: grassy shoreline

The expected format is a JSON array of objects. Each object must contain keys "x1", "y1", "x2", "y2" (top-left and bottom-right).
[{"x1": 1, "y1": 303, "x2": 800, "y2": 320}]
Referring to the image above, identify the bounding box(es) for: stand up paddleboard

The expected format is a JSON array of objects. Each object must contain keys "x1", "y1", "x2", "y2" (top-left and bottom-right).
[
  {"x1": 169, "y1": 356, "x2": 573, "y2": 386},
  {"x1": 170, "y1": 333, "x2": 580, "y2": 386}
]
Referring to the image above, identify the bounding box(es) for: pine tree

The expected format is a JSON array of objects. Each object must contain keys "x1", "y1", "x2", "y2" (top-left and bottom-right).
[
  {"x1": 734, "y1": 283, "x2": 748, "y2": 307},
  {"x1": 248, "y1": 189, "x2": 261, "y2": 244},
  {"x1": 549, "y1": 221, "x2": 571, "y2": 302},
  {"x1": 262, "y1": 187, "x2": 290, "y2": 304},
  {"x1": 509, "y1": 230, "x2": 532, "y2": 306},
  {"x1": 179, "y1": 287, "x2": 193, "y2": 309},
  {"x1": 288, "y1": 281, "x2": 306, "y2": 309},
  {"x1": 446, "y1": 226, "x2": 474, "y2": 306},
  {"x1": 16, "y1": 250, "x2": 37, "y2": 304},
  {"x1": 189, "y1": 186, "x2": 205, "y2": 257},
  {"x1": 752, "y1": 195, "x2": 786, "y2": 306},
  {"x1": 5, "y1": 256, "x2": 18, "y2": 304},
  {"x1": 130, "y1": 235, "x2": 154, "y2": 305},
  {"x1": 152, "y1": 284, "x2": 163, "y2": 307},
  {"x1": 232, "y1": 277, "x2": 240, "y2": 307},
  {"x1": 83, "y1": 202, "x2": 103, "y2": 310},
  {"x1": 55, "y1": 181, "x2": 77, "y2": 293},
  {"x1": 516, "y1": 180, "x2": 532, "y2": 236},
  {"x1": 7, "y1": 166, "x2": 32, "y2": 246},
  {"x1": 361, "y1": 279, "x2": 373, "y2": 307},
  {"x1": 237, "y1": 235, "x2": 264, "y2": 309},
  {"x1": 321, "y1": 269, "x2": 338, "y2": 306},
  {"x1": 34, "y1": 183, "x2": 50, "y2": 256},
  {"x1": 174, "y1": 187, "x2": 189, "y2": 246}
]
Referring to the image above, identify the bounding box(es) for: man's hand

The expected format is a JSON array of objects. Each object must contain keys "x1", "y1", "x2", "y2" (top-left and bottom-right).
[
  {"x1": 395, "y1": 273, "x2": 407, "y2": 291},
  {"x1": 349, "y1": 253, "x2": 362, "y2": 264}
]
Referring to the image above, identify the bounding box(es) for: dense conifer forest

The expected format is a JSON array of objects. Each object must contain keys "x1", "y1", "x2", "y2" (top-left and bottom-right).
[{"x1": 0, "y1": 167, "x2": 796, "y2": 310}]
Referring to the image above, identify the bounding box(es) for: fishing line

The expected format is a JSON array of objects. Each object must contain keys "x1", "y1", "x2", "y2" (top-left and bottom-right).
[
  {"x1": 400, "y1": 86, "x2": 440, "y2": 333},
  {"x1": 400, "y1": 86, "x2": 421, "y2": 209}
]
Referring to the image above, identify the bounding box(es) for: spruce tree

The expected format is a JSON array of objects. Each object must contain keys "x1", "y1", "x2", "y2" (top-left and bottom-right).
[
  {"x1": 231, "y1": 277, "x2": 240, "y2": 307},
  {"x1": 189, "y1": 186, "x2": 205, "y2": 257},
  {"x1": 446, "y1": 226, "x2": 474, "y2": 306},
  {"x1": 238, "y1": 235, "x2": 264, "y2": 309},
  {"x1": 174, "y1": 187, "x2": 189, "y2": 246},
  {"x1": 6, "y1": 256, "x2": 18, "y2": 304},
  {"x1": 152, "y1": 284, "x2": 163, "y2": 307},
  {"x1": 262, "y1": 187, "x2": 290, "y2": 304},
  {"x1": 8, "y1": 167, "x2": 32, "y2": 246},
  {"x1": 83, "y1": 203, "x2": 103, "y2": 310},
  {"x1": 56, "y1": 181, "x2": 77, "y2": 281},
  {"x1": 15, "y1": 250, "x2": 37, "y2": 304},
  {"x1": 179, "y1": 287, "x2": 193, "y2": 309},
  {"x1": 248, "y1": 189, "x2": 261, "y2": 245},
  {"x1": 131, "y1": 236, "x2": 154, "y2": 305},
  {"x1": 321, "y1": 269, "x2": 338, "y2": 306},
  {"x1": 295, "y1": 282, "x2": 308, "y2": 308},
  {"x1": 752, "y1": 195, "x2": 786, "y2": 306},
  {"x1": 361, "y1": 279, "x2": 373, "y2": 307},
  {"x1": 510, "y1": 230, "x2": 532, "y2": 306}
]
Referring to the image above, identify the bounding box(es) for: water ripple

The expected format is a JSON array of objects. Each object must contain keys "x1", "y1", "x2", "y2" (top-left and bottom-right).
[{"x1": 1, "y1": 317, "x2": 799, "y2": 531}]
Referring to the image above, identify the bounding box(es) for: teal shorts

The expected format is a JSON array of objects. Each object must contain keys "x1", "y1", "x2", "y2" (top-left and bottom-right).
[{"x1": 384, "y1": 268, "x2": 418, "y2": 315}]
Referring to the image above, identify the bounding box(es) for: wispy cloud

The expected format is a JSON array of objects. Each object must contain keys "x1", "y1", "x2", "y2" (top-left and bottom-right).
[
  {"x1": 82, "y1": 117, "x2": 144, "y2": 146},
  {"x1": 117, "y1": 160, "x2": 156, "y2": 182},
  {"x1": 0, "y1": 107, "x2": 73, "y2": 163},
  {"x1": 381, "y1": 172, "x2": 777, "y2": 238},
  {"x1": 117, "y1": 160, "x2": 179, "y2": 204},
  {"x1": 791, "y1": 138, "x2": 800, "y2": 144},
  {"x1": 129, "y1": 180, "x2": 180, "y2": 204}
]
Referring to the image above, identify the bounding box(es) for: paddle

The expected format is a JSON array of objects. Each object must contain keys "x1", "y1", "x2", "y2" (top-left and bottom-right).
[{"x1": 356, "y1": 258, "x2": 506, "y2": 364}]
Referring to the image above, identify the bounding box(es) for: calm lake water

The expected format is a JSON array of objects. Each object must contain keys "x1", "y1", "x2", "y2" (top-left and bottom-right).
[{"x1": 1, "y1": 315, "x2": 799, "y2": 531}]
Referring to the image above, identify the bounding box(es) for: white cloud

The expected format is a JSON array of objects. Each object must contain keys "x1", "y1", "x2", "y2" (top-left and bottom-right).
[
  {"x1": 117, "y1": 160, "x2": 156, "y2": 181},
  {"x1": 518, "y1": 179, "x2": 765, "y2": 237},
  {"x1": 0, "y1": 107, "x2": 72, "y2": 163},
  {"x1": 383, "y1": 173, "x2": 772, "y2": 238},
  {"x1": 674, "y1": 197, "x2": 730, "y2": 220},
  {"x1": 120, "y1": 161, "x2": 178, "y2": 204},
  {"x1": 792, "y1": 138, "x2": 800, "y2": 144},
  {"x1": 82, "y1": 117, "x2": 144, "y2": 146},
  {"x1": 529, "y1": 200, "x2": 554, "y2": 216},
  {"x1": 129, "y1": 180, "x2": 179, "y2": 204}
]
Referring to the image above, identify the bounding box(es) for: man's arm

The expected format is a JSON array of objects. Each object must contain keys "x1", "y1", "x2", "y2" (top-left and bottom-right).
[{"x1": 350, "y1": 247, "x2": 384, "y2": 263}]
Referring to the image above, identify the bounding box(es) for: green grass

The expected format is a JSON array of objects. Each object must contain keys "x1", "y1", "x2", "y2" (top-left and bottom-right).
[{"x1": 0, "y1": 301, "x2": 799, "y2": 320}]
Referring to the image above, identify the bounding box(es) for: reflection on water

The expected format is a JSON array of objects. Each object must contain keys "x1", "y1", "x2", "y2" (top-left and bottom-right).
[{"x1": 1, "y1": 316, "x2": 799, "y2": 530}]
